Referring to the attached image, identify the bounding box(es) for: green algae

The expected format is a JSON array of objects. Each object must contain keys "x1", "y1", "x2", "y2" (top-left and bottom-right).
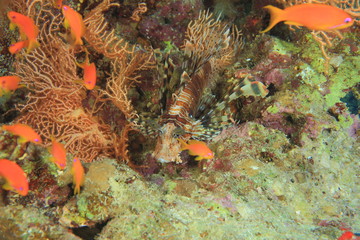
[
  {"x1": 77, "y1": 195, "x2": 95, "y2": 220},
  {"x1": 266, "y1": 104, "x2": 280, "y2": 114},
  {"x1": 300, "y1": 33, "x2": 329, "y2": 74},
  {"x1": 325, "y1": 56, "x2": 360, "y2": 107},
  {"x1": 271, "y1": 37, "x2": 301, "y2": 55},
  {"x1": 0, "y1": 206, "x2": 80, "y2": 240}
]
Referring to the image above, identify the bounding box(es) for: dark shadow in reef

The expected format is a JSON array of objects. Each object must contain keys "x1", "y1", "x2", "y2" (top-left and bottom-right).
[{"x1": 71, "y1": 219, "x2": 111, "y2": 240}]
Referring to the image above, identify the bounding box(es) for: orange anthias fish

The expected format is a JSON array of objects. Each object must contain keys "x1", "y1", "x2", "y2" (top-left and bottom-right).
[
  {"x1": 0, "y1": 76, "x2": 21, "y2": 96},
  {"x1": 8, "y1": 40, "x2": 29, "y2": 54},
  {"x1": 72, "y1": 158, "x2": 84, "y2": 194},
  {"x1": 2, "y1": 123, "x2": 42, "y2": 144},
  {"x1": 62, "y1": 5, "x2": 85, "y2": 46},
  {"x1": 76, "y1": 52, "x2": 97, "y2": 90},
  {"x1": 0, "y1": 159, "x2": 29, "y2": 196},
  {"x1": 7, "y1": 11, "x2": 40, "y2": 53},
  {"x1": 179, "y1": 139, "x2": 214, "y2": 161},
  {"x1": 54, "y1": 0, "x2": 63, "y2": 9},
  {"x1": 49, "y1": 138, "x2": 67, "y2": 170},
  {"x1": 260, "y1": 3, "x2": 354, "y2": 33}
]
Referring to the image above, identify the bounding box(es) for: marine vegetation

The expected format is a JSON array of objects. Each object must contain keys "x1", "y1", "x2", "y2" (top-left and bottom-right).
[{"x1": 0, "y1": 0, "x2": 358, "y2": 239}]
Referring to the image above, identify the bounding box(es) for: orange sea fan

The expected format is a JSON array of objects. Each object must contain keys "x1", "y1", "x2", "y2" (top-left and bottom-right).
[{"x1": 11, "y1": 0, "x2": 119, "y2": 162}]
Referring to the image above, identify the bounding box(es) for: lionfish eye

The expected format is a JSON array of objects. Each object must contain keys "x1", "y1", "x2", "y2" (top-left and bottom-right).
[
  {"x1": 12, "y1": 15, "x2": 16, "y2": 19},
  {"x1": 34, "y1": 138, "x2": 39, "y2": 142},
  {"x1": 344, "y1": 17, "x2": 352, "y2": 23},
  {"x1": 19, "y1": 187, "x2": 23, "y2": 191}
]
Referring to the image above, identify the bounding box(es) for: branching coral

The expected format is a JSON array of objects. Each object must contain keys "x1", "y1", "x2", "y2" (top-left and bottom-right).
[
  {"x1": 83, "y1": 0, "x2": 130, "y2": 60},
  {"x1": 11, "y1": 0, "x2": 115, "y2": 162},
  {"x1": 83, "y1": 0, "x2": 155, "y2": 160}
]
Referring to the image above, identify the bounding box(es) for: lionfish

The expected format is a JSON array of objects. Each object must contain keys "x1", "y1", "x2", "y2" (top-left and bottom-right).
[{"x1": 136, "y1": 11, "x2": 268, "y2": 163}]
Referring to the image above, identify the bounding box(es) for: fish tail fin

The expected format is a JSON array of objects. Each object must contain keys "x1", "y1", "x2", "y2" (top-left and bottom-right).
[
  {"x1": 26, "y1": 40, "x2": 40, "y2": 53},
  {"x1": 260, "y1": 5, "x2": 286, "y2": 33},
  {"x1": 178, "y1": 138, "x2": 188, "y2": 151},
  {"x1": 74, "y1": 37, "x2": 83, "y2": 46},
  {"x1": 74, "y1": 184, "x2": 80, "y2": 194}
]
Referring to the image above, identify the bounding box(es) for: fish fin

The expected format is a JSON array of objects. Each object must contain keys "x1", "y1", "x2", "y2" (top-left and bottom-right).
[
  {"x1": 9, "y1": 22, "x2": 16, "y2": 31},
  {"x1": 0, "y1": 89, "x2": 6, "y2": 97},
  {"x1": 2, "y1": 182, "x2": 12, "y2": 190},
  {"x1": 284, "y1": 21, "x2": 303, "y2": 26},
  {"x1": 73, "y1": 79, "x2": 84, "y2": 86},
  {"x1": 75, "y1": 38, "x2": 84, "y2": 46},
  {"x1": 18, "y1": 84, "x2": 27, "y2": 89},
  {"x1": 17, "y1": 137, "x2": 28, "y2": 144},
  {"x1": 26, "y1": 40, "x2": 40, "y2": 53},
  {"x1": 240, "y1": 79, "x2": 268, "y2": 97},
  {"x1": 19, "y1": 32, "x2": 27, "y2": 41},
  {"x1": 91, "y1": 85, "x2": 100, "y2": 91},
  {"x1": 63, "y1": 18, "x2": 70, "y2": 29},
  {"x1": 260, "y1": 5, "x2": 286, "y2": 33},
  {"x1": 75, "y1": 60, "x2": 84, "y2": 69},
  {"x1": 74, "y1": 185, "x2": 80, "y2": 194},
  {"x1": 194, "y1": 156, "x2": 203, "y2": 161},
  {"x1": 48, "y1": 155, "x2": 55, "y2": 164},
  {"x1": 188, "y1": 140, "x2": 204, "y2": 145}
]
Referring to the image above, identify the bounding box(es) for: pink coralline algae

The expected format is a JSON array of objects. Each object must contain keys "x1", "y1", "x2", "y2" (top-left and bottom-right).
[
  {"x1": 253, "y1": 52, "x2": 293, "y2": 88},
  {"x1": 348, "y1": 115, "x2": 359, "y2": 138},
  {"x1": 138, "y1": 0, "x2": 203, "y2": 48},
  {"x1": 258, "y1": 107, "x2": 320, "y2": 145}
]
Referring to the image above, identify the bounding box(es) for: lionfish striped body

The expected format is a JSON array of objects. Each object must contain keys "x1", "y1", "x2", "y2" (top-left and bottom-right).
[
  {"x1": 161, "y1": 62, "x2": 212, "y2": 137},
  {"x1": 148, "y1": 11, "x2": 268, "y2": 163}
]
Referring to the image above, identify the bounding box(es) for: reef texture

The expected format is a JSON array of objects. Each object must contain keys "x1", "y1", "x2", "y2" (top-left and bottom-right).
[{"x1": 0, "y1": 0, "x2": 359, "y2": 239}]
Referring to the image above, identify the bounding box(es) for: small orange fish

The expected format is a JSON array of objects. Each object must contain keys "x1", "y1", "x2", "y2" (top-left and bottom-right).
[
  {"x1": 0, "y1": 76, "x2": 21, "y2": 96},
  {"x1": 0, "y1": 159, "x2": 29, "y2": 196},
  {"x1": 54, "y1": 0, "x2": 63, "y2": 9},
  {"x1": 338, "y1": 231, "x2": 354, "y2": 240},
  {"x1": 179, "y1": 139, "x2": 214, "y2": 161},
  {"x1": 62, "y1": 5, "x2": 85, "y2": 46},
  {"x1": 72, "y1": 158, "x2": 84, "y2": 194},
  {"x1": 7, "y1": 11, "x2": 40, "y2": 53},
  {"x1": 49, "y1": 138, "x2": 67, "y2": 170},
  {"x1": 2, "y1": 123, "x2": 42, "y2": 144},
  {"x1": 8, "y1": 40, "x2": 29, "y2": 54},
  {"x1": 261, "y1": 4, "x2": 354, "y2": 33},
  {"x1": 76, "y1": 52, "x2": 97, "y2": 90}
]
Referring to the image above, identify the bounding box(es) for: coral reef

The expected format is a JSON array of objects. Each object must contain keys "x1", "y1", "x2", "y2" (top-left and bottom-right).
[{"x1": 0, "y1": 0, "x2": 358, "y2": 239}]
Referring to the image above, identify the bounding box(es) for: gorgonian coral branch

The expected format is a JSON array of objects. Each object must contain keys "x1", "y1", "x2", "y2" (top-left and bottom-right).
[
  {"x1": 12, "y1": 0, "x2": 117, "y2": 162},
  {"x1": 83, "y1": 0, "x2": 131, "y2": 60}
]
